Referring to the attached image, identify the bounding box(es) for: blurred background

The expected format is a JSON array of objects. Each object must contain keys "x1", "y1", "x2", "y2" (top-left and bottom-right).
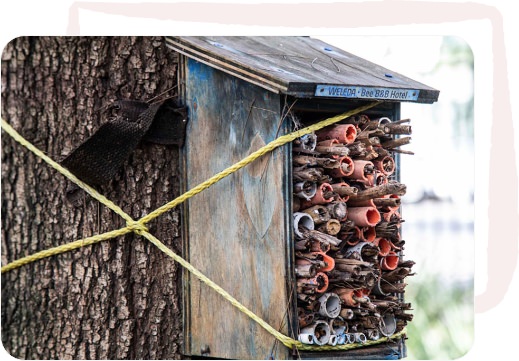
[{"x1": 317, "y1": 36, "x2": 475, "y2": 359}]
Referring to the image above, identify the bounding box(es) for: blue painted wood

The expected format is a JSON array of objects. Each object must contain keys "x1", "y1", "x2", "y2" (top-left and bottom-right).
[{"x1": 183, "y1": 58, "x2": 291, "y2": 360}]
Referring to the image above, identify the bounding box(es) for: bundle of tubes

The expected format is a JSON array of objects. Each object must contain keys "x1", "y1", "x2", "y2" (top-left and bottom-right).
[{"x1": 292, "y1": 115, "x2": 414, "y2": 347}]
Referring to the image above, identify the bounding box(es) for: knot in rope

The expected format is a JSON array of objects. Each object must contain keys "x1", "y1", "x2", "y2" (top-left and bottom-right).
[{"x1": 126, "y1": 221, "x2": 149, "y2": 235}]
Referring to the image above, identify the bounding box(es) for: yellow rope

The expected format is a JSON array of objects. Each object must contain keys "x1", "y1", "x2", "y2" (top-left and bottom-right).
[
  {"x1": 0, "y1": 227, "x2": 133, "y2": 273},
  {"x1": 1, "y1": 101, "x2": 401, "y2": 352},
  {"x1": 0, "y1": 119, "x2": 135, "y2": 224},
  {"x1": 139, "y1": 101, "x2": 380, "y2": 224}
]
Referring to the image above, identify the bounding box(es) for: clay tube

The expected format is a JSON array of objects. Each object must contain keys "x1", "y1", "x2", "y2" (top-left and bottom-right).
[
  {"x1": 373, "y1": 155, "x2": 396, "y2": 176},
  {"x1": 316, "y1": 123, "x2": 357, "y2": 144},
  {"x1": 380, "y1": 251, "x2": 399, "y2": 271},
  {"x1": 300, "y1": 183, "x2": 335, "y2": 208},
  {"x1": 327, "y1": 156, "x2": 354, "y2": 178},
  {"x1": 347, "y1": 207, "x2": 381, "y2": 227},
  {"x1": 346, "y1": 160, "x2": 375, "y2": 185}
]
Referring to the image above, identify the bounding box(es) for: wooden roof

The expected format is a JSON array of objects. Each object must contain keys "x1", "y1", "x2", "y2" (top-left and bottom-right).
[{"x1": 166, "y1": 36, "x2": 439, "y2": 104}]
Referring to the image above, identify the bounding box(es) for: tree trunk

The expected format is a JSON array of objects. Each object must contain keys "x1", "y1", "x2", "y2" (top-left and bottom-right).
[{"x1": 1, "y1": 37, "x2": 183, "y2": 359}]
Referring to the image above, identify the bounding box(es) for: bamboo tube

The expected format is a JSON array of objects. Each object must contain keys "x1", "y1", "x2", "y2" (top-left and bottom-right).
[
  {"x1": 348, "y1": 182, "x2": 407, "y2": 202},
  {"x1": 293, "y1": 155, "x2": 339, "y2": 169},
  {"x1": 381, "y1": 136, "x2": 411, "y2": 149},
  {"x1": 373, "y1": 197, "x2": 401, "y2": 208}
]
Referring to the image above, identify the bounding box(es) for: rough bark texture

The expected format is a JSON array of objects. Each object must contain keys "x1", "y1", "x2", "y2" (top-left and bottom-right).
[{"x1": 1, "y1": 37, "x2": 183, "y2": 359}]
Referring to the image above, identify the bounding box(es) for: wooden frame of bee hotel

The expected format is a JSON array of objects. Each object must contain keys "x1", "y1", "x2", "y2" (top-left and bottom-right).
[{"x1": 166, "y1": 36, "x2": 439, "y2": 360}]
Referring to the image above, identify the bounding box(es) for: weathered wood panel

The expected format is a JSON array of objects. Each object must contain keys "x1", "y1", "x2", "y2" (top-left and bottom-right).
[
  {"x1": 166, "y1": 36, "x2": 439, "y2": 103},
  {"x1": 182, "y1": 58, "x2": 291, "y2": 359}
]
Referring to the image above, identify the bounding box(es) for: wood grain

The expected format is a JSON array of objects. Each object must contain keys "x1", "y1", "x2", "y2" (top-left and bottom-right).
[{"x1": 182, "y1": 58, "x2": 290, "y2": 360}]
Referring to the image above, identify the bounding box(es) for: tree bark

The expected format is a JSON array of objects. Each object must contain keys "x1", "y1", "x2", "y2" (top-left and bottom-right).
[{"x1": 1, "y1": 37, "x2": 183, "y2": 359}]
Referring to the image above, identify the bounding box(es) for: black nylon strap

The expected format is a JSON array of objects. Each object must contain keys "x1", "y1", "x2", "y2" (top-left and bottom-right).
[{"x1": 61, "y1": 99, "x2": 185, "y2": 186}]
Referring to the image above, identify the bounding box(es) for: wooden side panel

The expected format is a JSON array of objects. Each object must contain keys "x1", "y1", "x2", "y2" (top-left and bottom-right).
[{"x1": 183, "y1": 58, "x2": 290, "y2": 360}]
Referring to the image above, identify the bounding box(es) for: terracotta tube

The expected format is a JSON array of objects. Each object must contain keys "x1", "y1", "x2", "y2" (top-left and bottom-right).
[
  {"x1": 374, "y1": 237, "x2": 392, "y2": 256},
  {"x1": 327, "y1": 156, "x2": 354, "y2": 178},
  {"x1": 383, "y1": 210, "x2": 401, "y2": 223},
  {"x1": 294, "y1": 181, "x2": 317, "y2": 200},
  {"x1": 373, "y1": 155, "x2": 396, "y2": 176},
  {"x1": 297, "y1": 272, "x2": 329, "y2": 294},
  {"x1": 346, "y1": 160, "x2": 375, "y2": 186},
  {"x1": 318, "y1": 292, "x2": 342, "y2": 318},
  {"x1": 341, "y1": 226, "x2": 362, "y2": 246},
  {"x1": 339, "y1": 230, "x2": 357, "y2": 244},
  {"x1": 314, "y1": 272, "x2": 330, "y2": 293},
  {"x1": 300, "y1": 183, "x2": 334, "y2": 208},
  {"x1": 316, "y1": 123, "x2": 357, "y2": 144},
  {"x1": 375, "y1": 171, "x2": 388, "y2": 186},
  {"x1": 293, "y1": 212, "x2": 315, "y2": 239},
  {"x1": 380, "y1": 251, "x2": 399, "y2": 271},
  {"x1": 362, "y1": 226, "x2": 377, "y2": 243},
  {"x1": 335, "y1": 288, "x2": 358, "y2": 307},
  {"x1": 347, "y1": 206, "x2": 381, "y2": 227},
  {"x1": 311, "y1": 251, "x2": 335, "y2": 272},
  {"x1": 390, "y1": 239, "x2": 401, "y2": 251}
]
